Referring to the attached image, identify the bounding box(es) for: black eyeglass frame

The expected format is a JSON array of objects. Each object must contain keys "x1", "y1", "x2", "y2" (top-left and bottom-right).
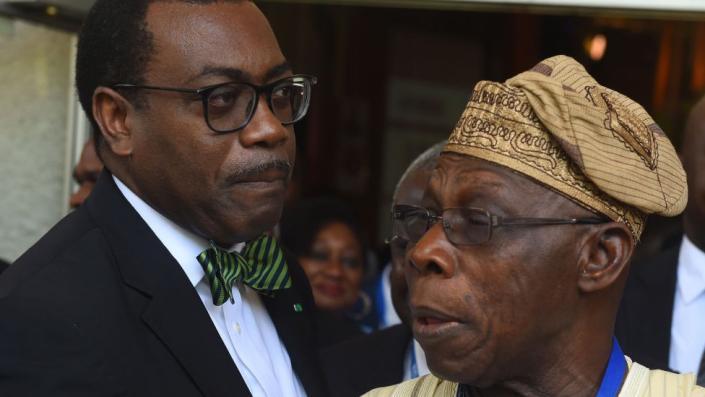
[
  {"x1": 391, "y1": 204, "x2": 608, "y2": 246},
  {"x1": 112, "y1": 74, "x2": 318, "y2": 133}
]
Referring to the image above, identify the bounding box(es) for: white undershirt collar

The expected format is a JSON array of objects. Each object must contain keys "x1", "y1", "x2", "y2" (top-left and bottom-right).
[
  {"x1": 677, "y1": 236, "x2": 705, "y2": 304},
  {"x1": 112, "y1": 175, "x2": 306, "y2": 397}
]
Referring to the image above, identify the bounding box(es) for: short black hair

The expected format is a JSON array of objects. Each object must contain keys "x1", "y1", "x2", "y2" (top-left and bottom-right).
[
  {"x1": 279, "y1": 198, "x2": 369, "y2": 268},
  {"x1": 75, "y1": 0, "x2": 245, "y2": 147}
]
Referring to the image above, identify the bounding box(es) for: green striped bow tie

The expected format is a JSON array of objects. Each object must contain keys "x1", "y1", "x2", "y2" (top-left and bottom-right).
[{"x1": 196, "y1": 234, "x2": 292, "y2": 306}]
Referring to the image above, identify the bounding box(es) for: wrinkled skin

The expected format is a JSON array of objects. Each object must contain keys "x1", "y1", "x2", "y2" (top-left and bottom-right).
[
  {"x1": 96, "y1": 2, "x2": 295, "y2": 246},
  {"x1": 406, "y1": 153, "x2": 624, "y2": 396},
  {"x1": 299, "y1": 222, "x2": 365, "y2": 312}
]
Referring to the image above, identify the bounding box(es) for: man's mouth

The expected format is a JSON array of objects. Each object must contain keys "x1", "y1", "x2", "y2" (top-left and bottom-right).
[
  {"x1": 412, "y1": 306, "x2": 464, "y2": 340},
  {"x1": 236, "y1": 169, "x2": 288, "y2": 184},
  {"x1": 224, "y1": 160, "x2": 291, "y2": 187},
  {"x1": 418, "y1": 316, "x2": 453, "y2": 326}
]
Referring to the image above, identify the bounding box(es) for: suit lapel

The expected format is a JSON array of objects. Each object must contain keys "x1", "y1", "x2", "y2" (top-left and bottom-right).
[
  {"x1": 139, "y1": 278, "x2": 250, "y2": 397},
  {"x1": 86, "y1": 172, "x2": 251, "y2": 397},
  {"x1": 262, "y1": 254, "x2": 328, "y2": 397},
  {"x1": 376, "y1": 325, "x2": 412, "y2": 385},
  {"x1": 357, "y1": 324, "x2": 411, "y2": 389}
]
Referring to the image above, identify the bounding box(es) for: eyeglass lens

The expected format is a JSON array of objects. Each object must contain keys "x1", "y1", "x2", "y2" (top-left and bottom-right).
[
  {"x1": 393, "y1": 206, "x2": 492, "y2": 246},
  {"x1": 205, "y1": 77, "x2": 311, "y2": 132},
  {"x1": 445, "y1": 208, "x2": 491, "y2": 245}
]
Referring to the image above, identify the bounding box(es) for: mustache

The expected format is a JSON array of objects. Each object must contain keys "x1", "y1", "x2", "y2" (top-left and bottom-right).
[{"x1": 223, "y1": 159, "x2": 292, "y2": 186}]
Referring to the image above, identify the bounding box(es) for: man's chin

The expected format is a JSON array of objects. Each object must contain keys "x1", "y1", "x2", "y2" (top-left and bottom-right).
[
  {"x1": 201, "y1": 201, "x2": 283, "y2": 246},
  {"x1": 238, "y1": 203, "x2": 284, "y2": 237},
  {"x1": 426, "y1": 346, "x2": 493, "y2": 387}
]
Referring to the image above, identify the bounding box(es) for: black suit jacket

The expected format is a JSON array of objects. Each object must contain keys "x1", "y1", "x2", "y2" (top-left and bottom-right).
[
  {"x1": 616, "y1": 240, "x2": 681, "y2": 371},
  {"x1": 321, "y1": 324, "x2": 412, "y2": 397},
  {"x1": 0, "y1": 172, "x2": 328, "y2": 397}
]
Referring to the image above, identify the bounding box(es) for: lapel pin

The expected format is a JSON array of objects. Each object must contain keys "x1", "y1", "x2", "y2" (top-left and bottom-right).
[{"x1": 293, "y1": 303, "x2": 303, "y2": 313}]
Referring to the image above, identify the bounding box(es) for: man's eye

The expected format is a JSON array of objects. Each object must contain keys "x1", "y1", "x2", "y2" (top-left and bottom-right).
[
  {"x1": 209, "y1": 92, "x2": 236, "y2": 108},
  {"x1": 208, "y1": 85, "x2": 246, "y2": 111},
  {"x1": 272, "y1": 86, "x2": 296, "y2": 109},
  {"x1": 275, "y1": 85, "x2": 292, "y2": 97}
]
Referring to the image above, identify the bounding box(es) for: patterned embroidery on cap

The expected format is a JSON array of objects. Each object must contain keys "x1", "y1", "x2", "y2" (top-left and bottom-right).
[
  {"x1": 585, "y1": 86, "x2": 658, "y2": 170},
  {"x1": 602, "y1": 94, "x2": 658, "y2": 170}
]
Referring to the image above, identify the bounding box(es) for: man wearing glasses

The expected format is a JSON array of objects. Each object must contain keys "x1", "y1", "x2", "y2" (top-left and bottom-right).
[
  {"x1": 0, "y1": 1, "x2": 324, "y2": 396},
  {"x1": 366, "y1": 56, "x2": 702, "y2": 396}
]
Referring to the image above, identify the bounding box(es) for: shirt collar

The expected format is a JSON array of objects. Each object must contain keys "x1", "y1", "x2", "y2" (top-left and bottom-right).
[
  {"x1": 113, "y1": 175, "x2": 208, "y2": 287},
  {"x1": 676, "y1": 235, "x2": 705, "y2": 304}
]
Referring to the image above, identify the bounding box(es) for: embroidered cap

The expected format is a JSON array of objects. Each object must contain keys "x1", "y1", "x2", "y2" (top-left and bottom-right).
[{"x1": 445, "y1": 55, "x2": 687, "y2": 239}]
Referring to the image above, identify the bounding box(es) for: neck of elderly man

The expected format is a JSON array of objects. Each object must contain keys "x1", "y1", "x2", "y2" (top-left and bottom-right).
[{"x1": 406, "y1": 153, "x2": 634, "y2": 397}]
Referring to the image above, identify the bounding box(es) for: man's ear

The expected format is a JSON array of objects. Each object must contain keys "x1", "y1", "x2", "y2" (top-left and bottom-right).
[
  {"x1": 92, "y1": 87, "x2": 136, "y2": 157},
  {"x1": 577, "y1": 222, "x2": 634, "y2": 293}
]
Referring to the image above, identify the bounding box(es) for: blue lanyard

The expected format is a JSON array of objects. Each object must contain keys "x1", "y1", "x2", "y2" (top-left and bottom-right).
[{"x1": 596, "y1": 337, "x2": 627, "y2": 397}]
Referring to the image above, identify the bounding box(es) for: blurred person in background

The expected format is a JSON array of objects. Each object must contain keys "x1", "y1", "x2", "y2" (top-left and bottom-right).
[
  {"x1": 280, "y1": 197, "x2": 368, "y2": 347},
  {"x1": 374, "y1": 142, "x2": 446, "y2": 330},
  {"x1": 321, "y1": 142, "x2": 443, "y2": 397},
  {"x1": 69, "y1": 138, "x2": 104, "y2": 208},
  {"x1": 617, "y1": 94, "x2": 705, "y2": 386}
]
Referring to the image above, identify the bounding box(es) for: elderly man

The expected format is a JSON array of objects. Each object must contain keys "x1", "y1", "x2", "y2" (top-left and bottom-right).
[
  {"x1": 366, "y1": 55, "x2": 702, "y2": 396},
  {"x1": 321, "y1": 141, "x2": 444, "y2": 397},
  {"x1": 617, "y1": 94, "x2": 705, "y2": 384},
  {"x1": 0, "y1": 1, "x2": 324, "y2": 396}
]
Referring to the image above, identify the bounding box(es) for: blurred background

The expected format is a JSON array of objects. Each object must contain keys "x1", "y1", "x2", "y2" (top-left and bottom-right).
[{"x1": 1, "y1": 0, "x2": 703, "y2": 264}]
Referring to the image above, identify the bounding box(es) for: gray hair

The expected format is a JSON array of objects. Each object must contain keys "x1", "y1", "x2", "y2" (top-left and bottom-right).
[{"x1": 391, "y1": 141, "x2": 446, "y2": 206}]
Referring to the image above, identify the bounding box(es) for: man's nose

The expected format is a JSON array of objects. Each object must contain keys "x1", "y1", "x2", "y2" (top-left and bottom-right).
[
  {"x1": 238, "y1": 96, "x2": 290, "y2": 148},
  {"x1": 408, "y1": 223, "x2": 456, "y2": 278}
]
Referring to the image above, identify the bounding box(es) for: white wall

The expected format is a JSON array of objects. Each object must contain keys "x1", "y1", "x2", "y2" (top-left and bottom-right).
[{"x1": 0, "y1": 16, "x2": 79, "y2": 263}]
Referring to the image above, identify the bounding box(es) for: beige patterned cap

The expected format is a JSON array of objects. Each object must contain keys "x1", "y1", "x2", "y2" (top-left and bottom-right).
[{"x1": 445, "y1": 55, "x2": 687, "y2": 239}]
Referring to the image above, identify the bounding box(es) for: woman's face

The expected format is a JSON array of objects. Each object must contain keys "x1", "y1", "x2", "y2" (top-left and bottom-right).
[{"x1": 299, "y1": 222, "x2": 365, "y2": 311}]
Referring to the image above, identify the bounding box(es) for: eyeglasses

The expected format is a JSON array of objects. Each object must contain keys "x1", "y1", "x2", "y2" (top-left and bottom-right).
[
  {"x1": 391, "y1": 204, "x2": 607, "y2": 246},
  {"x1": 112, "y1": 74, "x2": 317, "y2": 133}
]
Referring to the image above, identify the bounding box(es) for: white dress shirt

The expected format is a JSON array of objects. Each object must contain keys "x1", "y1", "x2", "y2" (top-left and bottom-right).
[
  {"x1": 114, "y1": 176, "x2": 307, "y2": 397},
  {"x1": 380, "y1": 265, "x2": 402, "y2": 329},
  {"x1": 669, "y1": 236, "x2": 705, "y2": 374},
  {"x1": 402, "y1": 339, "x2": 430, "y2": 380}
]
